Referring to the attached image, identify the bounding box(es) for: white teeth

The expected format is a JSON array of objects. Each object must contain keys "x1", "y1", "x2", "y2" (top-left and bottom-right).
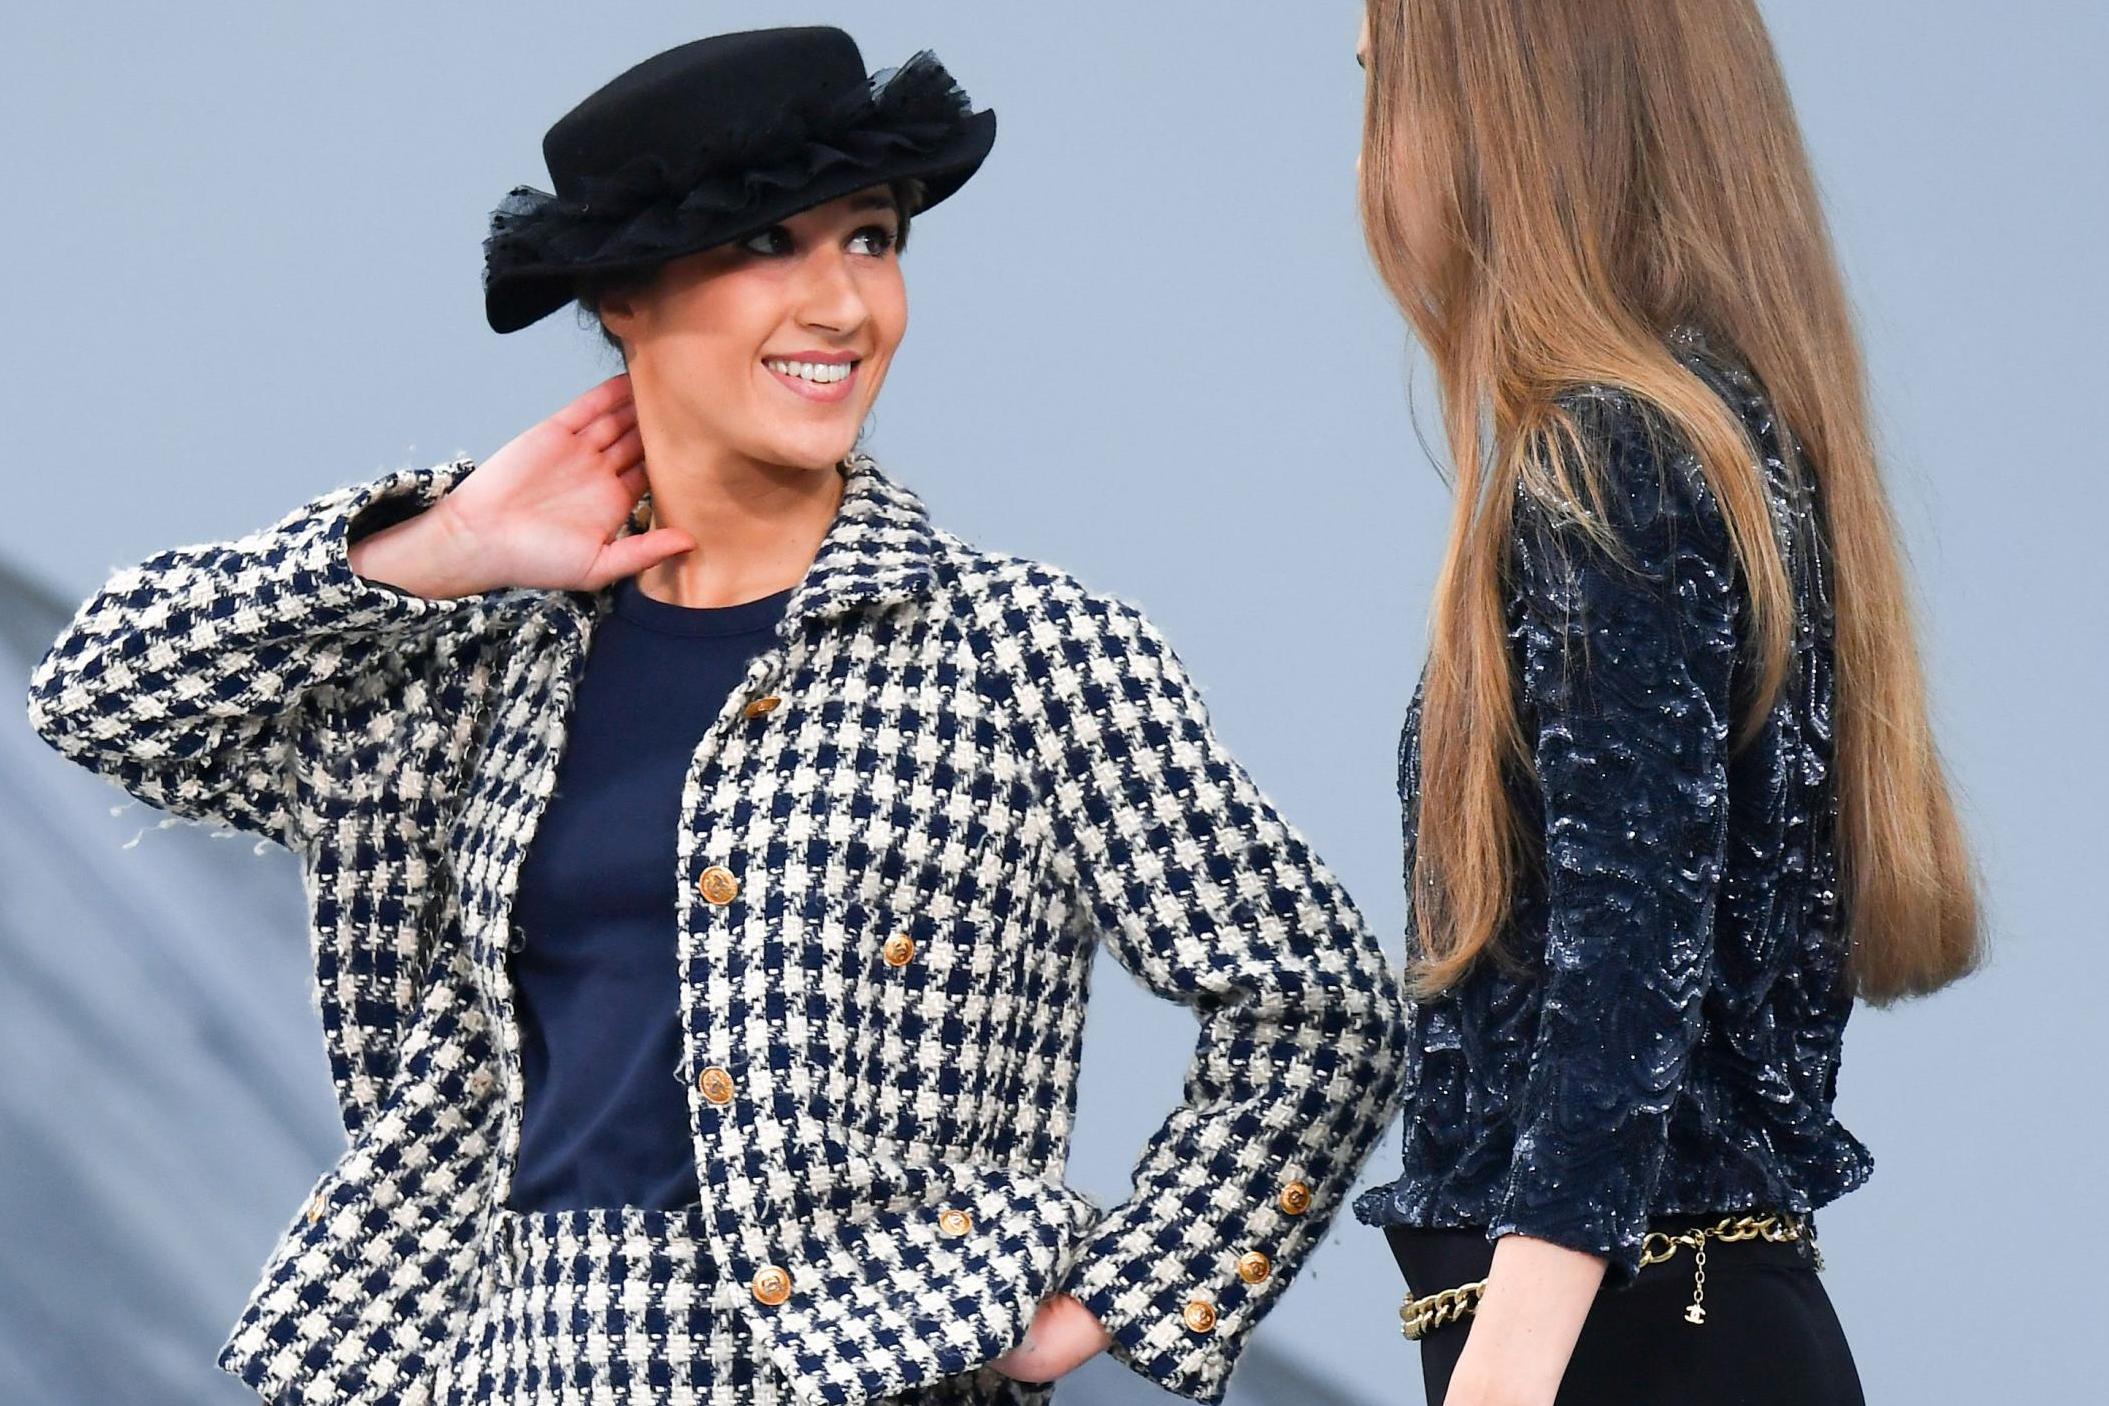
[{"x1": 766, "y1": 358, "x2": 852, "y2": 385}]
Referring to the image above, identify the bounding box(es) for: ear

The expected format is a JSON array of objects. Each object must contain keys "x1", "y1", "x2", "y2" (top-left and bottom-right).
[{"x1": 598, "y1": 285, "x2": 646, "y2": 343}]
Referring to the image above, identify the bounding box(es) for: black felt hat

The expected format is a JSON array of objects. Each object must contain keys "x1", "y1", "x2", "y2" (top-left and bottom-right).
[{"x1": 482, "y1": 26, "x2": 996, "y2": 334}]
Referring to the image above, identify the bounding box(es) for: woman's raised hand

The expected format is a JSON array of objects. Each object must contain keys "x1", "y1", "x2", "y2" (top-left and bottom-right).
[{"x1": 349, "y1": 374, "x2": 696, "y2": 600}]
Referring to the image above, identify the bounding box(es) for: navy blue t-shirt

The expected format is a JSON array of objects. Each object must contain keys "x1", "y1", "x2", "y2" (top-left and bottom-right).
[{"x1": 504, "y1": 576, "x2": 792, "y2": 1212}]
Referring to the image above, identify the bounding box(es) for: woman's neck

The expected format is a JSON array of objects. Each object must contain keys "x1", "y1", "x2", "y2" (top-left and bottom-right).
[{"x1": 629, "y1": 420, "x2": 847, "y2": 611}]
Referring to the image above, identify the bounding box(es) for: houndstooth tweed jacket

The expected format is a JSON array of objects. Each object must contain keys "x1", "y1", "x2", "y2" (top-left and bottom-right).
[{"x1": 25, "y1": 453, "x2": 1407, "y2": 1406}]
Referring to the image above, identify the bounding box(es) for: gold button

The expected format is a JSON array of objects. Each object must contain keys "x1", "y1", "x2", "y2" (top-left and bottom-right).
[
  {"x1": 306, "y1": 1195, "x2": 327, "y2": 1226},
  {"x1": 752, "y1": 1265, "x2": 793, "y2": 1305},
  {"x1": 698, "y1": 866, "x2": 740, "y2": 905},
  {"x1": 744, "y1": 696, "x2": 782, "y2": 720},
  {"x1": 697, "y1": 1066, "x2": 735, "y2": 1104},
  {"x1": 1182, "y1": 1299, "x2": 1218, "y2": 1333},
  {"x1": 1237, "y1": 1251, "x2": 1272, "y2": 1284},
  {"x1": 937, "y1": 1207, "x2": 973, "y2": 1237},
  {"x1": 882, "y1": 932, "x2": 917, "y2": 967},
  {"x1": 1279, "y1": 1181, "x2": 1313, "y2": 1215}
]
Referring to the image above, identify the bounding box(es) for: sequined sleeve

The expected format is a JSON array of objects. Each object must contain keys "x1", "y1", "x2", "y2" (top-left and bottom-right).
[{"x1": 1487, "y1": 391, "x2": 1741, "y2": 1282}]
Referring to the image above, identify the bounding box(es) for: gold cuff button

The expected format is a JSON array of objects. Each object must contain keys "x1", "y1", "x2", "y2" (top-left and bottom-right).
[
  {"x1": 937, "y1": 1207, "x2": 973, "y2": 1237},
  {"x1": 698, "y1": 866, "x2": 740, "y2": 905},
  {"x1": 305, "y1": 1195, "x2": 327, "y2": 1226},
  {"x1": 697, "y1": 1066, "x2": 735, "y2": 1104},
  {"x1": 744, "y1": 696, "x2": 782, "y2": 720},
  {"x1": 1278, "y1": 1180, "x2": 1313, "y2": 1215},
  {"x1": 1182, "y1": 1299, "x2": 1218, "y2": 1334},
  {"x1": 882, "y1": 932, "x2": 917, "y2": 967},
  {"x1": 1237, "y1": 1251, "x2": 1272, "y2": 1284},
  {"x1": 752, "y1": 1265, "x2": 793, "y2": 1305}
]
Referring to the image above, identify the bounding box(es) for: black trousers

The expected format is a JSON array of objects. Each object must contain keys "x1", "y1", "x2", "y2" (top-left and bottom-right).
[{"x1": 1383, "y1": 1219, "x2": 1866, "y2": 1406}]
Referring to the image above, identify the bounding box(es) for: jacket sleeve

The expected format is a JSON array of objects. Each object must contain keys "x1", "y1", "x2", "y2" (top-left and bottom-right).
[
  {"x1": 1020, "y1": 590, "x2": 1409, "y2": 1404},
  {"x1": 1488, "y1": 392, "x2": 1741, "y2": 1282},
  {"x1": 24, "y1": 456, "x2": 493, "y2": 852}
]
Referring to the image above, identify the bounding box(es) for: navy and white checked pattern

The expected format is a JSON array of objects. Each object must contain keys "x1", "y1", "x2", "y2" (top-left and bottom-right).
[
  {"x1": 434, "y1": 1207, "x2": 1050, "y2": 1405},
  {"x1": 26, "y1": 454, "x2": 1407, "y2": 1405}
]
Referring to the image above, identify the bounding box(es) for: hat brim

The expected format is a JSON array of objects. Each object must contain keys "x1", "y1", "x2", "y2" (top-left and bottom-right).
[{"x1": 484, "y1": 108, "x2": 994, "y2": 335}]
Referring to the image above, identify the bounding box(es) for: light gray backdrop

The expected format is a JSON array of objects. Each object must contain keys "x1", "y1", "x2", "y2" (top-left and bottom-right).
[{"x1": 2, "y1": 3, "x2": 2103, "y2": 1403}]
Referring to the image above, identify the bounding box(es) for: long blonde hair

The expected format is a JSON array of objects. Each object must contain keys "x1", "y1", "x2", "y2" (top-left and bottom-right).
[{"x1": 1359, "y1": 0, "x2": 1981, "y2": 1003}]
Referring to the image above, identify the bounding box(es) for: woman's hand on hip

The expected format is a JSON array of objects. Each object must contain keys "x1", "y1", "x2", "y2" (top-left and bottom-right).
[
  {"x1": 987, "y1": 1292, "x2": 1112, "y2": 1384},
  {"x1": 349, "y1": 373, "x2": 695, "y2": 600}
]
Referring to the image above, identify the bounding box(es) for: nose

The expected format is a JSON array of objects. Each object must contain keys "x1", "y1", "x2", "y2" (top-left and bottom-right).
[{"x1": 792, "y1": 243, "x2": 869, "y2": 337}]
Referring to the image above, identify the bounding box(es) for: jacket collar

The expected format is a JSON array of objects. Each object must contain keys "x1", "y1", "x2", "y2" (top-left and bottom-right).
[
  {"x1": 778, "y1": 452, "x2": 942, "y2": 628},
  {"x1": 543, "y1": 452, "x2": 940, "y2": 638}
]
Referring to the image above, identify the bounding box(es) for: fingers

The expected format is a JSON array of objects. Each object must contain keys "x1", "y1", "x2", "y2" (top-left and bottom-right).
[
  {"x1": 578, "y1": 399, "x2": 638, "y2": 453},
  {"x1": 580, "y1": 527, "x2": 696, "y2": 590},
  {"x1": 599, "y1": 425, "x2": 644, "y2": 470},
  {"x1": 550, "y1": 372, "x2": 633, "y2": 434}
]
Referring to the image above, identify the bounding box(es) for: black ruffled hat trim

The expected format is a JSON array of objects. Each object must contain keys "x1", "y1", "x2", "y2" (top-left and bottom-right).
[{"x1": 483, "y1": 51, "x2": 993, "y2": 333}]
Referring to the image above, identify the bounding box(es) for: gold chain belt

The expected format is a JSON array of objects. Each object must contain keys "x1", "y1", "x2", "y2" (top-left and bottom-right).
[{"x1": 1397, "y1": 1213, "x2": 1821, "y2": 1341}]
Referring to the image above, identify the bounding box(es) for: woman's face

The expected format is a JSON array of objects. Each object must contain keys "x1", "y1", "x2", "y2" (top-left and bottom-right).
[
  {"x1": 1358, "y1": 3, "x2": 1447, "y2": 292},
  {"x1": 599, "y1": 185, "x2": 908, "y2": 473}
]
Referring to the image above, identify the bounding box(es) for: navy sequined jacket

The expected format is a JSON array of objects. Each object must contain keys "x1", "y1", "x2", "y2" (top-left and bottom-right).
[{"x1": 1352, "y1": 329, "x2": 1873, "y2": 1281}]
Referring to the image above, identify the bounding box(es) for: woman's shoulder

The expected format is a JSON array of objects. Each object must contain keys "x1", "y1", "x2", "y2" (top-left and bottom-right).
[
  {"x1": 923, "y1": 530, "x2": 1196, "y2": 692},
  {"x1": 1528, "y1": 338, "x2": 1765, "y2": 557},
  {"x1": 1523, "y1": 393, "x2": 1725, "y2": 562},
  {"x1": 928, "y1": 531, "x2": 1156, "y2": 630}
]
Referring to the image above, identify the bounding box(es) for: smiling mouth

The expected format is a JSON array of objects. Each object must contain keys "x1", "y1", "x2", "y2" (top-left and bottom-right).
[{"x1": 763, "y1": 357, "x2": 859, "y2": 385}]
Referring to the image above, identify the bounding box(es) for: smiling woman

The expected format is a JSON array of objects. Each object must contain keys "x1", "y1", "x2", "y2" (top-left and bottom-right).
[
  {"x1": 577, "y1": 183, "x2": 906, "y2": 489},
  {"x1": 581, "y1": 183, "x2": 917, "y2": 480},
  {"x1": 575, "y1": 176, "x2": 926, "y2": 360},
  {"x1": 23, "y1": 22, "x2": 1408, "y2": 1406}
]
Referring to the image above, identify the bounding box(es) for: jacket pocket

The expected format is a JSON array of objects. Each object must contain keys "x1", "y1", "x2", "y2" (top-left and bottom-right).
[
  {"x1": 745, "y1": 1157, "x2": 1104, "y2": 1403},
  {"x1": 820, "y1": 862, "x2": 1052, "y2": 1159}
]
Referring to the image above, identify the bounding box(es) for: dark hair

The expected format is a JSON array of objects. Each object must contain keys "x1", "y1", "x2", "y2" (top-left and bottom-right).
[{"x1": 574, "y1": 178, "x2": 925, "y2": 358}]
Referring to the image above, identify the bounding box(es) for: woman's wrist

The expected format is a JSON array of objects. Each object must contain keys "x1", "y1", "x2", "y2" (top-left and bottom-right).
[
  {"x1": 1442, "y1": 1233, "x2": 1607, "y2": 1406},
  {"x1": 347, "y1": 496, "x2": 498, "y2": 601}
]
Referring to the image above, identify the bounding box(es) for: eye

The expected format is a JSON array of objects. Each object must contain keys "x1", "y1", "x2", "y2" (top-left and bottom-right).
[
  {"x1": 848, "y1": 223, "x2": 899, "y2": 258},
  {"x1": 738, "y1": 225, "x2": 795, "y2": 258}
]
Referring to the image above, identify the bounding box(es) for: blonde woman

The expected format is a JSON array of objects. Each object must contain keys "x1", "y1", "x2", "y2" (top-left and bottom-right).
[{"x1": 1345, "y1": 3, "x2": 1982, "y2": 1403}]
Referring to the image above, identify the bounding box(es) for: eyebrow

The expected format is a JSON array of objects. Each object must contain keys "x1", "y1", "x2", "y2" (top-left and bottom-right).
[{"x1": 848, "y1": 192, "x2": 900, "y2": 214}]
